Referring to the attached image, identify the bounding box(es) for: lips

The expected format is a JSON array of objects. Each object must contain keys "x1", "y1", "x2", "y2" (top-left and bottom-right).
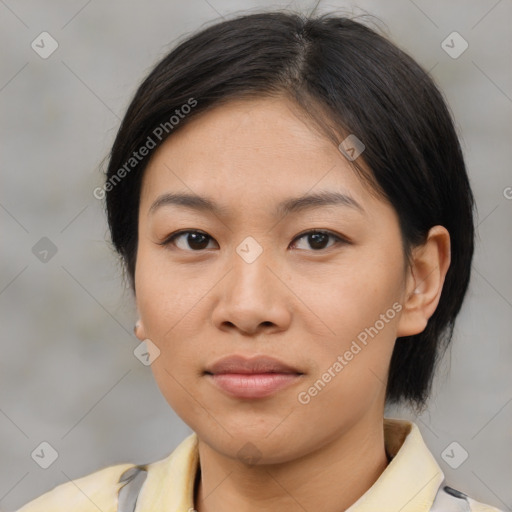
[
  {"x1": 204, "y1": 355, "x2": 304, "y2": 399},
  {"x1": 205, "y1": 355, "x2": 303, "y2": 375}
]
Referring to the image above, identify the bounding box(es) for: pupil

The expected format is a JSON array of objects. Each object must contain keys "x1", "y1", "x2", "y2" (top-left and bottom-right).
[
  {"x1": 309, "y1": 233, "x2": 327, "y2": 249},
  {"x1": 189, "y1": 233, "x2": 208, "y2": 250}
]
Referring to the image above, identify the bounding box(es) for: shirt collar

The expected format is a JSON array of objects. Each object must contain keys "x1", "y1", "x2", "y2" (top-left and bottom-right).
[
  {"x1": 346, "y1": 418, "x2": 445, "y2": 512},
  {"x1": 138, "y1": 418, "x2": 444, "y2": 512}
]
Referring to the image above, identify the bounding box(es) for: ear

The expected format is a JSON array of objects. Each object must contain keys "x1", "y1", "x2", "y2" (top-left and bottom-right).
[
  {"x1": 397, "y1": 225, "x2": 451, "y2": 337},
  {"x1": 134, "y1": 319, "x2": 147, "y2": 341}
]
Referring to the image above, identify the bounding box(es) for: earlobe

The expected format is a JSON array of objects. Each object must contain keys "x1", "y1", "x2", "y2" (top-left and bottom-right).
[
  {"x1": 134, "y1": 319, "x2": 147, "y2": 341},
  {"x1": 396, "y1": 226, "x2": 451, "y2": 337}
]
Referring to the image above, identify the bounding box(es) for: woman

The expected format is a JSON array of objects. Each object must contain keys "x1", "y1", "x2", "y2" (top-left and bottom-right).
[{"x1": 18, "y1": 10, "x2": 503, "y2": 512}]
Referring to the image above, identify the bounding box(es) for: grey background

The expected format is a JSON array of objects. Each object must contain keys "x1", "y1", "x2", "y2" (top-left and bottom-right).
[{"x1": 1, "y1": 0, "x2": 511, "y2": 510}]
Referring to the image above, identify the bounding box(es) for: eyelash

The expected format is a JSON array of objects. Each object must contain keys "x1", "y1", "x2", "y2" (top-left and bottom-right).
[{"x1": 158, "y1": 229, "x2": 350, "y2": 252}]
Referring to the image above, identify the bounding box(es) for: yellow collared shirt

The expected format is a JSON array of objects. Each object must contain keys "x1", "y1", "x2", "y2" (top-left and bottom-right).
[{"x1": 17, "y1": 418, "x2": 503, "y2": 511}]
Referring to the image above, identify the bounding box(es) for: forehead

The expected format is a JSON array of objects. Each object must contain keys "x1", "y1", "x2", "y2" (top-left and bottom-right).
[{"x1": 139, "y1": 97, "x2": 380, "y2": 215}]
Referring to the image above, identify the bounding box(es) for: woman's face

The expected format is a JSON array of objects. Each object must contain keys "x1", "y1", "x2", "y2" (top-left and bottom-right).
[{"x1": 135, "y1": 96, "x2": 414, "y2": 463}]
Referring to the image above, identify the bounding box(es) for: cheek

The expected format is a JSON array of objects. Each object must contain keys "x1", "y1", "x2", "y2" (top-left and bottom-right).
[
  {"x1": 296, "y1": 302, "x2": 400, "y2": 431},
  {"x1": 136, "y1": 261, "x2": 206, "y2": 414},
  {"x1": 298, "y1": 253, "x2": 405, "y2": 397},
  {"x1": 135, "y1": 246, "x2": 206, "y2": 340},
  {"x1": 134, "y1": 248, "x2": 220, "y2": 404},
  {"x1": 300, "y1": 252, "x2": 404, "y2": 341}
]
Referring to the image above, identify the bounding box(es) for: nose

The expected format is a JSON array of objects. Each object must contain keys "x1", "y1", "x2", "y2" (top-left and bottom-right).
[{"x1": 211, "y1": 244, "x2": 292, "y2": 336}]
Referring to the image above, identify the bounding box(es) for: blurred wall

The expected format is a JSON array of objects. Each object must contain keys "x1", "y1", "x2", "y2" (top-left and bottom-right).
[{"x1": 1, "y1": 0, "x2": 511, "y2": 510}]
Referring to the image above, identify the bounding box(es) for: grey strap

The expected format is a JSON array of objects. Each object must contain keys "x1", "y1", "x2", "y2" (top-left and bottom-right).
[
  {"x1": 117, "y1": 466, "x2": 148, "y2": 512},
  {"x1": 430, "y1": 485, "x2": 471, "y2": 512}
]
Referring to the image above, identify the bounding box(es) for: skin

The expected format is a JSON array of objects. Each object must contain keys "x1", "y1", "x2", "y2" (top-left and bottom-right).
[{"x1": 134, "y1": 96, "x2": 451, "y2": 512}]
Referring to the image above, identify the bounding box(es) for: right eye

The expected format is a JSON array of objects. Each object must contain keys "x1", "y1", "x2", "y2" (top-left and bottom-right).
[{"x1": 159, "y1": 230, "x2": 218, "y2": 251}]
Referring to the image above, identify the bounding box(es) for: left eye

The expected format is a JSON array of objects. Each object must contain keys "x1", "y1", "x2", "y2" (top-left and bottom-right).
[{"x1": 291, "y1": 230, "x2": 345, "y2": 251}]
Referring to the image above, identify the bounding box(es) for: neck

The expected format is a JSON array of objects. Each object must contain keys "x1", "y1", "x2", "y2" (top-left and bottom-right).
[{"x1": 194, "y1": 416, "x2": 389, "y2": 512}]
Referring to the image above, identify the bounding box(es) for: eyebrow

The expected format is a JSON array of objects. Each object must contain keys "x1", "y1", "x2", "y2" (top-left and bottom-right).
[{"x1": 149, "y1": 190, "x2": 364, "y2": 217}]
